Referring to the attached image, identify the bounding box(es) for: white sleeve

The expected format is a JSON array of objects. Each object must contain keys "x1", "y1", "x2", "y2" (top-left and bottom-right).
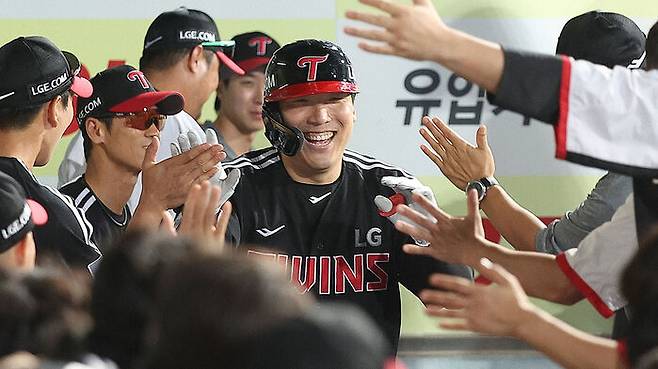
[
  {"x1": 555, "y1": 193, "x2": 637, "y2": 318},
  {"x1": 57, "y1": 132, "x2": 86, "y2": 188},
  {"x1": 555, "y1": 58, "x2": 658, "y2": 175}
]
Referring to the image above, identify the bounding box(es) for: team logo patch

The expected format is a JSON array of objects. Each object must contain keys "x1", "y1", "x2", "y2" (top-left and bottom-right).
[
  {"x1": 127, "y1": 70, "x2": 149, "y2": 89},
  {"x1": 248, "y1": 36, "x2": 272, "y2": 56},
  {"x1": 297, "y1": 54, "x2": 328, "y2": 81}
]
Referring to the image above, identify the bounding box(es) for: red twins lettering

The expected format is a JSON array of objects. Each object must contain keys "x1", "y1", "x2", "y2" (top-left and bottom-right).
[
  {"x1": 248, "y1": 250, "x2": 390, "y2": 294},
  {"x1": 296, "y1": 55, "x2": 329, "y2": 81},
  {"x1": 127, "y1": 70, "x2": 149, "y2": 89},
  {"x1": 248, "y1": 36, "x2": 272, "y2": 56}
]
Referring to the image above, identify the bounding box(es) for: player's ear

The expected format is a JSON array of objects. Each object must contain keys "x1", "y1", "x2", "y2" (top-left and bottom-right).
[
  {"x1": 187, "y1": 45, "x2": 205, "y2": 73},
  {"x1": 86, "y1": 117, "x2": 110, "y2": 145}
]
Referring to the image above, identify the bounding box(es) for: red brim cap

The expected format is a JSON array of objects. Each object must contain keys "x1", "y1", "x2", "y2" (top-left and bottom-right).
[
  {"x1": 70, "y1": 76, "x2": 93, "y2": 98},
  {"x1": 26, "y1": 199, "x2": 48, "y2": 226},
  {"x1": 237, "y1": 57, "x2": 270, "y2": 73},
  {"x1": 266, "y1": 81, "x2": 359, "y2": 102},
  {"x1": 109, "y1": 91, "x2": 185, "y2": 116},
  {"x1": 215, "y1": 51, "x2": 245, "y2": 75}
]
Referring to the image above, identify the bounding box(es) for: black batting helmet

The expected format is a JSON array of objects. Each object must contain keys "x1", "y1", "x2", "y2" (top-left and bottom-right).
[{"x1": 262, "y1": 39, "x2": 359, "y2": 156}]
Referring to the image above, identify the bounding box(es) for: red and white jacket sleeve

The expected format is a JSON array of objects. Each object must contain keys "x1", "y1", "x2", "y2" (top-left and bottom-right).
[
  {"x1": 555, "y1": 193, "x2": 637, "y2": 317},
  {"x1": 555, "y1": 57, "x2": 658, "y2": 175}
]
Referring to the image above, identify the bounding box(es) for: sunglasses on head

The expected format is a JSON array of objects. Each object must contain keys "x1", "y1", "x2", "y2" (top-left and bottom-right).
[{"x1": 100, "y1": 107, "x2": 166, "y2": 131}]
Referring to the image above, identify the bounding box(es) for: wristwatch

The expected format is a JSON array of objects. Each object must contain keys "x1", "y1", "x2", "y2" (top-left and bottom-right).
[{"x1": 465, "y1": 177, "x2": 498, "y2": 202}]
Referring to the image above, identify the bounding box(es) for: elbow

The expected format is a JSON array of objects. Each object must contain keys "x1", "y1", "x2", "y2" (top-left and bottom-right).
[{"x1": 547, "y1": 283, "x2": 583, "y2": 305}]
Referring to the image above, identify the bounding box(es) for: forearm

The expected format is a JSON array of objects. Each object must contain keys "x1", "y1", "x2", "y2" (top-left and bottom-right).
[
  {"x1": 516, "y1": 308, "x2": 622, "y2": 369},
  {"x1": 464, "y1": 241, "x2": 582, "y2": 304},
  {"x1": 481, "y1": 186, "x2": 546, "y2": 251},
  {"x1": 433, "y1": 28, "x2": 504, "y2": 93}
]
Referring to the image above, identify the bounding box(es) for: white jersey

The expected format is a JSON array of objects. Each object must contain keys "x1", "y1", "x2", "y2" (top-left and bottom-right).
[
  {"x1": 57, "y1": 111, "x2": 204, "y2": 211},
  {"x1": 555, "y1": 193, "x2": 637, "y2": 318},
  {"x1": 556, "y1": 58, "x2": 658, "y2": 174}
]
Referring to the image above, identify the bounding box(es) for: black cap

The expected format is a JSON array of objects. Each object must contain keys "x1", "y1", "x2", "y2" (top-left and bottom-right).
[
  {"x1": 220, "y1": 31, "x2": 280, "y2": 77},
  {"x1": 0, "y1": 172, "x2": 47, "y2": 253},
  {"x1": 264, "y1": 39, "x2": 359, "y2": 102},
  {"x1": 77, "y1": 64, "x2": 184, "y2": 124},
  {"x1": 143, "y1": 7, "x2": 219, "y2": 51},
  {"x1": 557, "y1": 11, "x2": 646, "y2": 69},
  {"x1": 143, "y1": 7, "x2": 244, "y2": 75},
  {"x1": 0, "y1": 36, "x2": 92, "y2": 109}
]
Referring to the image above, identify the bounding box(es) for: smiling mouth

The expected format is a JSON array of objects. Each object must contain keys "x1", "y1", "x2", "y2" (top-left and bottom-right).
[{"x1": 304, "y1": 131, "x2": 335, "y2": 147}]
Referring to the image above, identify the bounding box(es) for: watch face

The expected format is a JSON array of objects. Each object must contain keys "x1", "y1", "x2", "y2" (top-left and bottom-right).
[{"x1": 466, "y1": 181, "x2": 486, "y2": 202}]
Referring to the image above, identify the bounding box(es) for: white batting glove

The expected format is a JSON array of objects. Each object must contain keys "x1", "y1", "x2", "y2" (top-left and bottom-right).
[
  {"x1": 374, "y1": 176, "x2": 437, "y2": 247},
  {"x1": 170, "y1": 129, "x2": 240, "y2": 211}
]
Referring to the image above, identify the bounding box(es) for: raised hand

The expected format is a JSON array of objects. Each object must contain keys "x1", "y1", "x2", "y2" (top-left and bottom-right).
[
  {"x1": 177, "y1": 181, "x2": 233, "y2": 251},
  {"x1": 395, "y1": 189, "x2": 486, "y2": 265},
  {"x1": 171, "y1": 130, "x2": 240, "y2": 212},
  {"x1": 374, "y1": 176, "x2": 437, "y2": 246},
  {"x1": 344, "y1": 0, "x2": 449, "y2": 61},
  {"x1": 420, "y1": 116, "x2": 495, "y2": 190},
  {"x1": 421, "y1": 258, "x2": 536, "y2": 337},
  {"x1": 141, "y1": 134, "x2": 224, "y2": 210}
]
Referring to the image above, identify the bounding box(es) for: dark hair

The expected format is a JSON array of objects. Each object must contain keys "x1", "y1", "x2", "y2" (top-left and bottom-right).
[
  {"x1": 646, "y1": 21, "x2": 658, "y2": 70},
  {"x1": 0, "y1": 266, "x2": 91, "y2": 361},
  {"x1": 145, "y1": 251, "x2": 310, "y2": 369},
  {"x1": 81, "y1": 116, "x2": 113, "y2": 159},
  {"x1": 0, "y1": 90, "x2": 71, "y2": 130},
  {"x1": 621, "y1": 226, "x2": 658, "y2": 367},
  {"x1": 139, "y1": 47, "x2": 214, "y2": 73},
  {"x1": 88, "y1": 231, "x2": 197, "y2": 369}
]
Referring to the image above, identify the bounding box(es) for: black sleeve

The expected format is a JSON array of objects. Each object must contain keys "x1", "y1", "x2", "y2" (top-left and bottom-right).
[
  {"x1": 487, "y1": 48, "x2": 564, "y2": 124},
  {"x1": 398, "y1": 236, "x2": 473, "y2": 296},
  {"x1": 226, "y1": 212, "x2": 241, "y2": 246}
]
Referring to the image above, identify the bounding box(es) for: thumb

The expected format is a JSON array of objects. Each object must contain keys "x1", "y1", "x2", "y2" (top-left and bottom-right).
[
  {"x1": 475, "y1": 258, "x2": 516, "y2": 287},
  {"x1": 160, "y1": 210, "x2": 177, "y2": 236},
  {"x1": 142, "y1": 136, "x2": 159, "y2": 169},
  {"x1": 476, "y1": 125, "x2": 489, "y2": 150}
]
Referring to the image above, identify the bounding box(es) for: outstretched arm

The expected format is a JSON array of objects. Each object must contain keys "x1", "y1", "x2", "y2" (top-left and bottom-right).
[
  {"x1": 419, "y1": 115, "x2": 546, "y2": 251},
  {"x1": 422, "y1": 259, "x2": 623, "y2": 369},
  {"x1": 395, "y1": 190, "x2": 582, "y2": 305},
  {"x1": 344, "y1": 0, "x2": 504, "y2": 92}
]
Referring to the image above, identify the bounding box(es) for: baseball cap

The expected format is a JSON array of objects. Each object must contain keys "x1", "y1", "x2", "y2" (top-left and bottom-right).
[
  {"x1": 0, "y1": 172, "x2": 47, "y2": 253},
  {"x1": 143, "y1": 7, "x2": 244, "y2": 75},
  {"x1": 220, "y1": 31, "x2": 280, "y2": 77},
  {"x1": 557, "y1": 11, "x2": 646, "y2": 69},
  {"x1": 0, "y1": 36, "x2": 92, "y2": 109},
  {"x1": 77, "y1": 65, "x2": 184, "y2": 124}
]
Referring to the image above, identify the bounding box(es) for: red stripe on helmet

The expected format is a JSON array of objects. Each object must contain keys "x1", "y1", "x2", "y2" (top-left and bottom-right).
[{"x1": 266, "y1": 81, "x2": 359, "y2": 102}]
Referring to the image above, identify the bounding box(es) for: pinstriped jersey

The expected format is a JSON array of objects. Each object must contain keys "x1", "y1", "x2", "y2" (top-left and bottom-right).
[
  {"x1": 225, "y1": 147, "x2": 472, "y2": 352},
  {"x1": 0, "y1": 157, "x2": 101, "y2": 274},
  {"x1": 60, "y1": 176, "x2": 131, "y2": 254}
]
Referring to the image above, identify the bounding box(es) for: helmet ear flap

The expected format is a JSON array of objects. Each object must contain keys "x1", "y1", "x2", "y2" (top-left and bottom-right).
[{"x1": 263, "y1": 103, "x2": 304, "y2": 156}]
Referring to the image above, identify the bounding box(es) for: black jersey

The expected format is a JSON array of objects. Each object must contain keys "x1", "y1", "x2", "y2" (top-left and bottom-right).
[
  {"x1": 60, "y1": 175, "x2": 131, "y2": 253},
  {"x1": 225, "y1": 147, "x2": 472, "y2": 351},
  {"x1": 0, "y1": 157, "x2": 101, "y2": 273}
]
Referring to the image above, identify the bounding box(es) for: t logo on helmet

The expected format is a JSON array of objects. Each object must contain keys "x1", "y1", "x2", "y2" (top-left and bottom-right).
[
  {"x1": 297, "y1": 55, "x2": 328, "y2": 82},
  {"x1": 249, "y1": 37, "x2": 272, "y2": 56},
  {"x1": 127, "y1": 70, "x2": 149, "y2": 89}
]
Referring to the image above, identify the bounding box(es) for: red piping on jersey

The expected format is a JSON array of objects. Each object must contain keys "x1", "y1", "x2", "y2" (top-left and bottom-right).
[
  {"x1": 555, "y1": 55, "x2": 571, "y2": 160},
  {"x1": 378, "y1": 193, "x2": 406, "y2": 217},
  {"x1": 556, "y1": 252, "x2": 615, "y2": 318}
]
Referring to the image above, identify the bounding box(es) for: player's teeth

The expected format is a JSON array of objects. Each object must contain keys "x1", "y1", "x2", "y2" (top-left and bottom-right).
[{"x1": 305, "y1": 132, "x2": 334, "y2": 141}]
